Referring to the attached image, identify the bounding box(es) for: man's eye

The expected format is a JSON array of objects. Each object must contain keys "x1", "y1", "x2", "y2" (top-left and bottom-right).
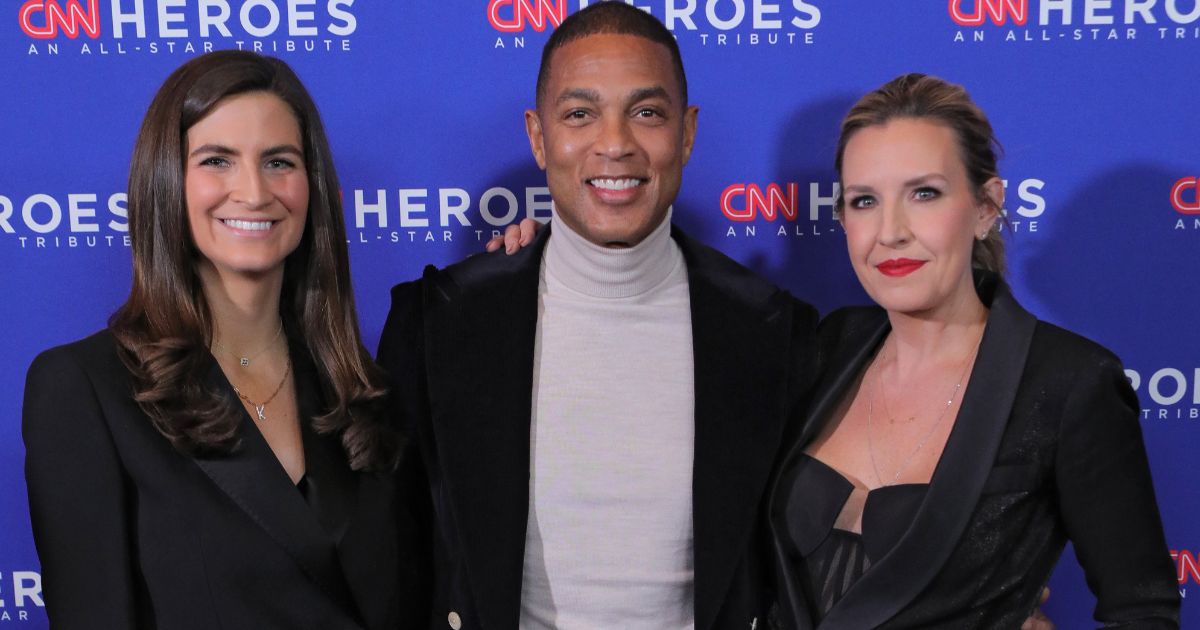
[
  {"x1": 635, "y1": 107, "x2": 662, "y2": 118},
  {"x1": 565, "y1": 109, "x2": 589, "y2": 120}
]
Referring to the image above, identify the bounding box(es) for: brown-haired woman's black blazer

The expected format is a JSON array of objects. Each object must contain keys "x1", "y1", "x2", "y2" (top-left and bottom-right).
[{"x1": 23, "y1": 330, "x2": 428, "y2": 630}]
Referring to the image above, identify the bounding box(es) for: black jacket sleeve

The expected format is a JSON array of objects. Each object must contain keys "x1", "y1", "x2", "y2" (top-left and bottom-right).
[
  {"x1": 1054, "y1": 350, "x2": 1180, "y2": 628},
  {"x1": 23, "y1": 346, "x2": 139, "y2": 629}
]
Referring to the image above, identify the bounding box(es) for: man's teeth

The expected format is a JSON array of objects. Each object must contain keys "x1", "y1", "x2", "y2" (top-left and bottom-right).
[
  {"x1": 223, "y1": 219, "x2": 273, "y2": 231},
  {"x1": 589, "y1": 178, "x2": 642, "y2": 191}
]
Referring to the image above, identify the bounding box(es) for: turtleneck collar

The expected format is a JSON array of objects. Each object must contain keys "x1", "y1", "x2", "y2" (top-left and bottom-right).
[{"x1": 543, "y1": 209, "x2": 682, "y2": 300}]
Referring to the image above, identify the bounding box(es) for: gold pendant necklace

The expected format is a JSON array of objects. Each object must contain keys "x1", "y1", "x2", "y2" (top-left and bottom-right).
[
  {"x1": 212, "y1": 320, "x2": 283, "y2": 368},
  {"x1": 866, "y1": 335, "x2": 981, "y2": 485},
  {"x1": 231, "y1": 356, "x2": 292, "y2": 422}
]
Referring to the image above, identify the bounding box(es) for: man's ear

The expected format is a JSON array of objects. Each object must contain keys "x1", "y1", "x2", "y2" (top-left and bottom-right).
[
  {"x1": 681, "y1": 105, "x2": 699, "y2": 165},
  {"x1": 525, "y1": 109, "x2": 547, "y2": 170}
]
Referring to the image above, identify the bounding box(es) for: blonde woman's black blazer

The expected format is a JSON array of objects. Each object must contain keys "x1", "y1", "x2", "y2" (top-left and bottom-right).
[{"x1": 767, "y1": 274, "x2": 1180, "y2": 629}]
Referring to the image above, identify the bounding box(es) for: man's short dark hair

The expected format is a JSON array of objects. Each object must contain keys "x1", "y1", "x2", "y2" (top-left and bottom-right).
[{"x1": 535, "y1": 2, "x2": 688, "y2": 110}]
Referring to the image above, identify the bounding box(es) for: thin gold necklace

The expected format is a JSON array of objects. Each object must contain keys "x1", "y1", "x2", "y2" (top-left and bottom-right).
[
  {"x1": 866, "y1": 335, "x2": 981, "y2": 485},
  {"x1": 231, "y1": 356, "x2": 292, "y2": 423},
  {"x1": 212, "y1": 320, "x2": 283, "y2": 367}
]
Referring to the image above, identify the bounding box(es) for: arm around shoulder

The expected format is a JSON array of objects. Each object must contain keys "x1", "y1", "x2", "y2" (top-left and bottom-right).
[
  {"x1": 1054, "y1": 348, "x2": 1180, "y2": 628},
  {"x1": 23, "y1": 344, "x2": 140, "y2": 628}
]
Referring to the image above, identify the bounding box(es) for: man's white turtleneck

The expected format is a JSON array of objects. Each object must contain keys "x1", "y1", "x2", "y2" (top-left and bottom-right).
[{"x1": 519, "y1": 211, "x2": 696, "y2": 630}]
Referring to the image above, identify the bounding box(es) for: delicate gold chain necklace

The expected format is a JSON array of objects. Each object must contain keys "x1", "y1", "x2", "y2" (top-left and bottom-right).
[
  {"x1": 212, "y1": 320, "x2": 283, "y2": 367},
  {"x1": 231, "y1": 356, "x2": 292, "y2": 422},
  {"x1": 866, "y1": 335, "x2": 981, "y2": 486}
]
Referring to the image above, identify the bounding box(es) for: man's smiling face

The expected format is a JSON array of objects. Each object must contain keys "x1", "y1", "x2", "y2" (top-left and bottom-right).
[{"x1": 525, "y1": 33, "x2": 698, "y2": 248}]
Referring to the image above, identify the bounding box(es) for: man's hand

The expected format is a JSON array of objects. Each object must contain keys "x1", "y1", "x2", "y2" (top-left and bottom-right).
[
  {"x1": 1021, "y1": 587, "x2": 1055, "y2": 630},
  {"x1": 484, "y1": 218, "x2": 542, "y2": 254}
]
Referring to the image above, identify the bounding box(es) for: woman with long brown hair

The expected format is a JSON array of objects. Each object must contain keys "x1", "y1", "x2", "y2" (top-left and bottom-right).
[
  {"x1": 23, "y1": 50, "x2": 425, "y2": 629},
  {"x1": 766, "y1": 74, "x2": 1179, "y2": 628}
]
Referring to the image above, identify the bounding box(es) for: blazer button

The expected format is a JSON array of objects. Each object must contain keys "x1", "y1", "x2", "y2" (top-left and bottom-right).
[{"x1": 447, "y1": 611, "x2": 462, "y2": 630}]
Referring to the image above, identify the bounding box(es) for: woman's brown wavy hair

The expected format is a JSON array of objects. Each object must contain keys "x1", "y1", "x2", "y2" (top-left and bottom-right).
[
  {"x1": 109, "y1": 50, "x2": 398, "y2": 471},
  {"x1": 834, "y1": 73, "x2": 1009, "y2": 275}
]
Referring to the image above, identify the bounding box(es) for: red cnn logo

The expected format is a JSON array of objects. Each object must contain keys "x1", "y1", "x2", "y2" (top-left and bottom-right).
[
  {"x1": 488, "y1": 0, "x2": 567, "y2": 33},
  {"x1": 1171, "y1": 550, "x2": 1200, "y2": 584},
  {"x1": 721, "y1": 183, "x2": 799, "y2": 222},
  {"x1": 948, "y1": 0, "x2": 1029, "y2": 26},
  {"x1": 19, "y1": 0, "x2": 101, "y2": 39},
  {"x1": 1171, "y1": 177, "x2": 1200, "y2": 215}
]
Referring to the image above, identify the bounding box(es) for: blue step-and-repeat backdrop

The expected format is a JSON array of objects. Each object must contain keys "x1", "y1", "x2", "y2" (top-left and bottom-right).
[{"x1": 1, "y1": 1, "x2": 1196, "y2": 627}]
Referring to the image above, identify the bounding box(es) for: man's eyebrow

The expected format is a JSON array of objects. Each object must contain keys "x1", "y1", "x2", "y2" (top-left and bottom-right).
[
  {"x1": 627, "y1": 86, "x2": 671, "y2": 105},
  {"x1": 556, "y1": 88, "x2": 602, "y2": 105}
]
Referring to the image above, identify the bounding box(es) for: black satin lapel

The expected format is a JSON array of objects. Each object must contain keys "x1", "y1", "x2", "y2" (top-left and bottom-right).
[
  {"x1": 682, "y1": 238, "x2": 793, "y2": 630},
  {"x1": 291, "y1": 342, "x2": 356, "y2": 547},
  {"x1": 423, "y1": 229, "x2": 547, "y2": 630},
  {"x1": 193, "y1": 358, "x2": 358, "y2": 618},
  {"x1": 765, "y1": 313, "x2": 886, "y2": 630},
  {"x1": 819, "y1": 280, "x2": 1037, "y2": 630}
]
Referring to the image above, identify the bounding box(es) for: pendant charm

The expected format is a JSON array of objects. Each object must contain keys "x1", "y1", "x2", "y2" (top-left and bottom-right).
[
  {"x1": 240, "y1": 357, "x2": 250, "y2": 367},
  {"x1": 255, "y1": 404, "x2": 266, "y2": 422}
]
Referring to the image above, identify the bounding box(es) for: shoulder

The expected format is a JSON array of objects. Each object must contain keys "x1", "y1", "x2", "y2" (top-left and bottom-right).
[
  {"x1": 24, "y1": 330, "x2": 129, "y2": 442},
  {"x1": 389, "y1": 243, "x2": 544, "y2": 307},
  {"x1": 27, "y1": 329, "x2": 122, "y2": 388},
  {"x1": 672, "y1": 227, "x2": 817, "y2": 323},
  {"x1": 673, "y1": 228, "x2": 778, "y2": 299},
  {"x1": 1028, "y1": 320, "x2": 1127, "y2": 377}
]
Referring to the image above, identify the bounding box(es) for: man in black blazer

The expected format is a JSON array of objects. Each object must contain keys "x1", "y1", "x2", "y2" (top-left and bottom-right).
[{"x1": 376, "y1": 3, "x2": 817, "y2": 629}]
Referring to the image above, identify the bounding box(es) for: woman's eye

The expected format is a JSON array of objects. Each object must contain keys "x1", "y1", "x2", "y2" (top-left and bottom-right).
[
  {"x1": 849, "y1": 195, "x2": 875, "y2": 209},
  {"x1": 199, "y1": 156, "x2": 229, "y2": 167},
  {"x1": 266, "y1": 158, "x2": 297, "y2": 170},
  {"x1": 914, "y1": 187, "x2": 941, "y2": 201}
]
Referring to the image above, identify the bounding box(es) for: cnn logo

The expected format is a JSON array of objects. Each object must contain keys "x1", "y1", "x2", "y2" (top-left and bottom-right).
[
  {"x1": 488, "y1": 0, "x2": 567, "y2": 33},
  {"x1": 1171, "y1": 177, "x2": 1200, "y2": 215},
  {"x1": 949, "y1": 0, "x2": 1029, "y2": 26},
  {"x1": 19, "y1": 0, "x2": 101, "y2": 39}
]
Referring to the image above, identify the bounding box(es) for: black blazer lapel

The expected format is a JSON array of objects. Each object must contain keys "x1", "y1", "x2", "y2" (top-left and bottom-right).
[
  {"x1": 192, "y1": 352, "x2": 358, "y2": 621},
  {"x1": 819, "y1": 275, "x2": 1037, "y2": 629},
  {"x1": 676, "y1": 229, "x2": 795, "y2": 630},
  {"x1": 286, "y1": 344, "x2": 396, "y2": 630},
  {"x1": 767, "y1": 310, "x2": 888, "y2": 630},
  {"x1": 422, "y1": 228, "x2": 548, "y2": 630}
]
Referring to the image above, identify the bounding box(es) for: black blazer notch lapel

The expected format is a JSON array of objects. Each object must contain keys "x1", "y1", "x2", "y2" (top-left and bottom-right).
[
  {"x1": 421, "y1": 228, "x2": 549, "y2": 630},
  {"x1": 191, "y1": 345, "x2": 361, "y2": 626},
  {"x1": 676, "y1": 229, "x2": 796, "y2": 630},
  {"x1": 767, "y1": 308, "x2": 888, "y2": 630}
]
